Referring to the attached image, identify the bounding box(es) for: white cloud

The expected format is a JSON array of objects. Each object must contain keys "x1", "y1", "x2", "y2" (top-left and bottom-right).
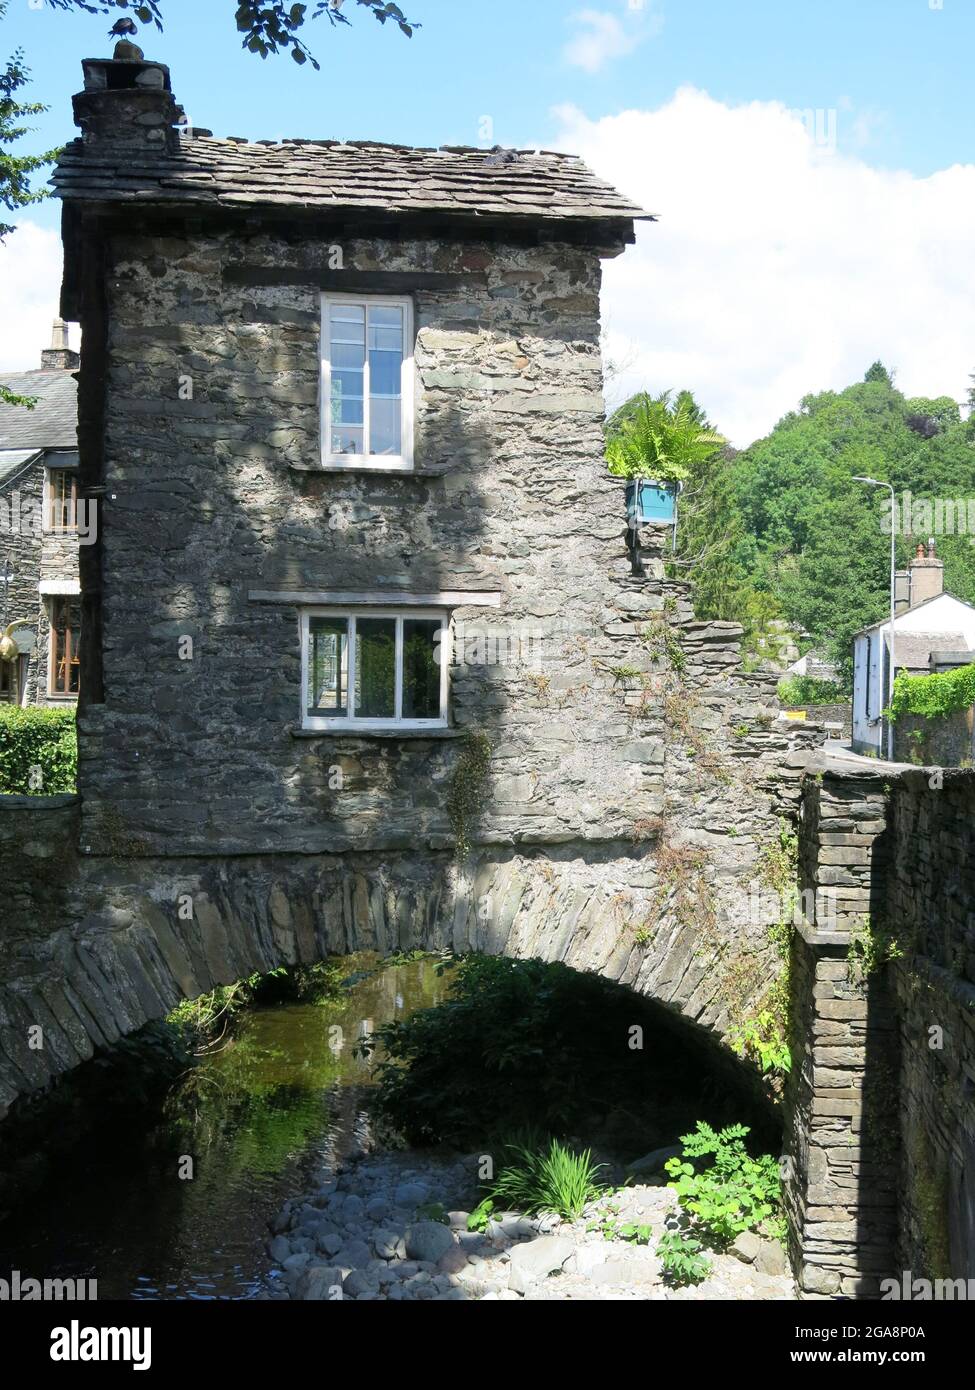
[
  {"x1": 0, "y1": 221, "x2": 78, "y2": 374},
  {"x1": 553, "y1": 88, "x2": 975, "y2": 446},
  {"x1": 563, "y1": 4, "x2": 662, "y2": 74}
]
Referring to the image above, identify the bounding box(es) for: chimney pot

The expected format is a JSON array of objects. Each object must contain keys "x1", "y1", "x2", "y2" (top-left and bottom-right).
[
  {"x1": 74, "y1": 56, "x2": 181, "y2": 155},
  {"x1": 909, "y1": 535, "x2": 945, "y2": 606},
  {"x1": 41, "y1": 319, "x2": 80, "y2": 371}
]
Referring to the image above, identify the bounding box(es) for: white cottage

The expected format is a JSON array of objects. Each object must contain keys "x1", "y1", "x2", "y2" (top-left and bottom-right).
[{"x1": 852, "y1": 542, "x2": 975, "y2": 756}]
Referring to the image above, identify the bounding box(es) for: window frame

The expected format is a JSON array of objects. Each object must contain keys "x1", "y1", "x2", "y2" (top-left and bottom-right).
[
  {"x1": 45, "y1": 466, "x2": 79, "y2": 533},
  {"x1": 48, "y1": 594, "x2": 81, "y2": 699},
  {"x1": 320, "y1": 293, "x2": 415, "y2": 471},
  {"x1": 300, "y1": 606, "x2": 449, "y2": 731}
]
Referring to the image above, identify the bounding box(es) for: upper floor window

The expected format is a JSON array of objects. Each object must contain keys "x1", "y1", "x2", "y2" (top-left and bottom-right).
[
  {"x1": 47, "y1": 468, "x2": 78, "y2": 532},
  {"x1": 321, "y1": 295, "x2": 413, "y2": 470},
  {"x1": 49, "y1": 595, "x2": 81, "y2": 697},
  {"x1": 301, "y1": 608, "x2": 447, "y2": 730}
]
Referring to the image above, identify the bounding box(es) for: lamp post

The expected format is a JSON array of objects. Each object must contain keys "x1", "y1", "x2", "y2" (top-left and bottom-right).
[{"x1": 852, "y1": 476, "x2": 896, "y2": 760}]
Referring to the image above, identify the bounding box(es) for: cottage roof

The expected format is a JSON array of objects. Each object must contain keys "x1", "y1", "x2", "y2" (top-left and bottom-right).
[
  {"x1": 0, "y1": 372, "x2": 78, "y2": 451},
  {"x1": 882, "y1": 630, "x2": 969, "y2": 671},
  {"x1": 0, "y1": 448, "x2": 42, "y2": 489},
  {"x1": 53, "y1": 134, "x2": 652, "y2": 228},
  {"x1": 853, "y1": 590, "x2": 975, "y2": 638}
]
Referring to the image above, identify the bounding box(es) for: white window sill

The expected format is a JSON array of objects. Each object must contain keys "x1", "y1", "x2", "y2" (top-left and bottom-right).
[
  {"x1": 291, "y1": 725, "x2": 465, "y2": 741},
  {"x1": 291, "y1": 460, "x2": 431, "y2": 477}
]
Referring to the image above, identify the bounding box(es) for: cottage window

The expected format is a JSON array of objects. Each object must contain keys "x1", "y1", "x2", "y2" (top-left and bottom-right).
[
  {"x1": 321, "y1": 296, "x2": 413, "y2": 469},
  {"x1": 0, "y1": 660, "x2": 15, "y2": 703},
  {"x1": 301, "y1": 608, "x2": 447, "y2": 730},
  {"x1": 47, "y1": 468, "x2": 79, "y2": 531},
  {"x1": 49, "y1": 595, "x2": 81, "y2": 697}
]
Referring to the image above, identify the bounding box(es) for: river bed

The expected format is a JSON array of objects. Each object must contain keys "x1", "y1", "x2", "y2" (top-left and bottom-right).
[{"x1": 0, "y1": 954, "x2": 447, "y2": 1300}]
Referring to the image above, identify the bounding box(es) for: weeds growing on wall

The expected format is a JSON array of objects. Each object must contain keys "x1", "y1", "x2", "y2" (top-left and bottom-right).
[
  {"x1": 730, "y1": 820, "x2": 799, "y2": 1080},
  {"x1": 446, "y1": 730, "x2": 492, "y2": 860},
  {"x1": 848, "y1": 915, "x2": 905, "y2": 985}
]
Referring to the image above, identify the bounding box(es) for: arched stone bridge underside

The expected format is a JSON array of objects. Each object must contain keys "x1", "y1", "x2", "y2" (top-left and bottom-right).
[{"x1": 0, "y1": 829, "x2": 771, "y2": 1116}]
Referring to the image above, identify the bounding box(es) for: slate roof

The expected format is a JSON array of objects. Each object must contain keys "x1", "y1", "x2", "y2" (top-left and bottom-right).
[
  {"x1": 0, "y1": 448, "x2": 41, "y2": 489},
  {"x1": 883, "y1": 630, "x2": 970, "y2": 672},
  {"x1": 0, "y1": 371, "x2": 78, "y2": 450},
  {"x1": 53, "y1": 135, "x2": 652, "y2": 225}
]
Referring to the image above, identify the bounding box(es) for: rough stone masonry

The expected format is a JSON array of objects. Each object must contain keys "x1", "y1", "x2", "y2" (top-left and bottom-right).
[{"x1": 2, "y1": 53, "x2": 824, "y2": 1197}]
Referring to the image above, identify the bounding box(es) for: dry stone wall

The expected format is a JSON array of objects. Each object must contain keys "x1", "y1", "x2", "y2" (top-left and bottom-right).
[{"x1": 788, "y1": 761, "x2": 975, "y2": 1297}]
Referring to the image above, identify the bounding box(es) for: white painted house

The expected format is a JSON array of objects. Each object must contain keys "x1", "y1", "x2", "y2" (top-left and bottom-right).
[{"x1": 852, "y1": 542, "x2": 975, "y2": 756}]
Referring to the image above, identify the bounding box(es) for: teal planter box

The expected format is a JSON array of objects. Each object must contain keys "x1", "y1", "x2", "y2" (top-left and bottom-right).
[{"x1": 625, "y1": 479, "x2": 678, "y2": 525}]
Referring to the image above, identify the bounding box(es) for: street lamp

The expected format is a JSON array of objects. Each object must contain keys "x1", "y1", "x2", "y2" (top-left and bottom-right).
[{"x1": 852, "y1": 476, "x2": 896, "y2": 761}]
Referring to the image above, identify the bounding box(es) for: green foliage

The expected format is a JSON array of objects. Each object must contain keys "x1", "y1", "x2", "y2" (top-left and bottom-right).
[
  {"x1": 484, "y1": 1136, "x2": 607, "y2": 1220},
  {"x1": 665, "y1": 1122, "x2": 782, "y2": 1248},
  {"x1": 446, "y1": 730, "x2": 492, "y2": 859},
  {"x1": 0, "y1": 5, "x2": 63, "y2": 243},
  {"x1": 776, "y1": 675, "x2": 846, "y2": 706},
  {"x1": 606, "y1": 389, "x2": 725, "y2": 484},
  {"x1": 366, "y1": 953, "x2": 758, "y2": 1150},
  {"x1": 666, "y1": 366, "x2": 975, "y2": 681},
  {"x1": 729, "y1": 1010, "x2": 791, "y2": 1076},
  {"x1": 0, "y1": 705, "x2": 77, "y2": 793},
  {"x1": 847, "y1": 915, "x2": 905, "y2": 983},
  {"x1": 467, "y1": 1198, "x2": 495, "y2": 1232},
  {"x1": 886, "y1": 663, "x2": 975, "y2": 722},
  {"x1": 642, "y1": 615, "x2": 686, "y2": 676},
  {"x1": 17, "y1": 2, "x2": 416, "y2": 71},
  {"x1": 656, "y1": 1229, "x2": 712, "y2": 1286}
]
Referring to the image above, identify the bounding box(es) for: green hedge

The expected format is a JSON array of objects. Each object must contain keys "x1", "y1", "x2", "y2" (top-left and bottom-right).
[
  {"x1": 776, "y1": 675, "x2": 846, "y2": 706},
  {"x1": 887, "y1": 663, "x2": 975, "y2": 722},
  {"x1": 0, "y1": 706, "x2": 77, "y2": 794}
]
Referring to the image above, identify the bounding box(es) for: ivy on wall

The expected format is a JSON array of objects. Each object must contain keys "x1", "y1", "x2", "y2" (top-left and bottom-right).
[{"x1": 886, "y1": 663, "x2": 975, "y2": 722}]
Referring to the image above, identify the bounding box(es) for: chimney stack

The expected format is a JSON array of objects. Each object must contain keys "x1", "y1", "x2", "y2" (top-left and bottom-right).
[
  {"x1": 72, "y1": 42, "x2": 182, "y2": 156},
  {"x1": 41, "y1": 318, "x2": 80, "y2": 371},
  {"x1": 909, "y1": 537, "x2": 944, "y2": 607}
]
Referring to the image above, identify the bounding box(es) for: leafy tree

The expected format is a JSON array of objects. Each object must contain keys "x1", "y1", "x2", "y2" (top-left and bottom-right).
[
  {"x1": 36, "y1": 1, "x2": 419, "y2": 67},
  {"x1": 864, "y1": 359, "x2": 894, "y2": 386}
]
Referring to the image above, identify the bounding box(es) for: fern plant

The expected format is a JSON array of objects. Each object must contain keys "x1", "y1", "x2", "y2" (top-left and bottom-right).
[{"x1": 605, "y1": 390, "x2": 725, "y2": 484}]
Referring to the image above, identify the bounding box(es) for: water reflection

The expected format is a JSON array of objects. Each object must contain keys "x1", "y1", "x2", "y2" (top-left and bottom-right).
[{"x1": 0, "y1": 955, "x2": 449, "y2": 1301}]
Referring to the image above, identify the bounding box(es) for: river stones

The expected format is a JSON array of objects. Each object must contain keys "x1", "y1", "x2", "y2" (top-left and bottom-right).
[
  {"x1": 373, "y1": 1228, "x2": 405, "y2": 1259},
  {"x1": 507, "y1": 1236, "x2": 575, "y2": 1294},
  {"x1": 394, "y1": 1181, "x2": 429, "y2": 1208},
  {"x1": 405, "y1": 1220, "x2": 455, "y2": 1263},
  {"x1": 295, "y1": 1265, "x2": 344, "y2": 1300}
]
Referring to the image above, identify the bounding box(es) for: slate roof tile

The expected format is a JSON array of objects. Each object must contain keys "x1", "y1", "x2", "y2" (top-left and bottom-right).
[
  {"x1": 0, "y1": 372, "x2": 78, "y2": 450},
  {"x1": 53, "y1": 135, "x2": 652, "y2": 225}
]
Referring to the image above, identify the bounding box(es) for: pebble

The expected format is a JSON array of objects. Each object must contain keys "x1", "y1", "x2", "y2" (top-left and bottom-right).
[{"x1": 266, "y1": 1149, "x2": 796, "y2": 1302}]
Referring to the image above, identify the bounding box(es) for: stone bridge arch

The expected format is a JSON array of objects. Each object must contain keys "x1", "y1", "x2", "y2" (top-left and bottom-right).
[{"x1": 1, "y1": 800, "x2": 779, "y2": 1116}]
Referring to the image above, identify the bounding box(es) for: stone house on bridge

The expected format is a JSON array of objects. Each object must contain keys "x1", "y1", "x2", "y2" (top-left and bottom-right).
[
  {"x1": 8, "y1": 46, "x2": 971, "y2": 1303},
  {"x1": 43, "y1": 46, "x2": 822, "y2": 1047}
]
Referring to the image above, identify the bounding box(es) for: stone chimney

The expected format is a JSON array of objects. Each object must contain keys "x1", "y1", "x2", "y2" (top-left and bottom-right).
[
  {"x1": 72, "y1": 42, "x2": 183, "y2": 155},
  {"x1": 41, "y1": 318, "x2": 80, "y2": 371},
  {"x1": 909, "y1": 537, "x2": 944, "y2": 607}
]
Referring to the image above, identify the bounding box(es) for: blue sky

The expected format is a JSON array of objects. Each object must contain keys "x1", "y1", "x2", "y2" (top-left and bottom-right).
[{"x1": 3, "y1": 0, "x2": 974, "y2": 442}]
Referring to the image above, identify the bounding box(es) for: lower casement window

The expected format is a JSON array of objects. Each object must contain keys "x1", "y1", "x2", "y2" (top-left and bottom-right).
[
  {"x1": 49, "y1": 595, "x2": 81, "y2": 697},
  {"x1": 301, "y1": 608, "x2": 448, "y2": 731}
]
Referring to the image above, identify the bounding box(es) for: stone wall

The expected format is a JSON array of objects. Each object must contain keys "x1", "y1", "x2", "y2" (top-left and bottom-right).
[
  {"x1": 886, "y1": 770, "x2": 975, "y2": 1281},
  {"x1": 892, "y1": 710, "x2": 974, "y2": 769},
  {"x1": 788, "y1": 760, "x2": 975, "y2": 1296}
]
